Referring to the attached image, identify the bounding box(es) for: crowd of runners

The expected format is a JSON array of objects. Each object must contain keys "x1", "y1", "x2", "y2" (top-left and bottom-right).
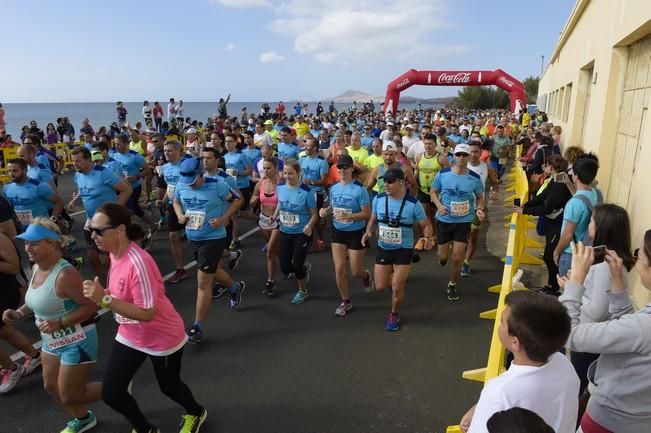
[{"x1": 0, "y1": 100, "x2": 650, "y2": 433}]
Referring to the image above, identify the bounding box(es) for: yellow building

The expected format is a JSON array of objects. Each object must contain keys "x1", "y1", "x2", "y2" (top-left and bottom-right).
[{"x1": 538, "y1": 0, "x2": 651, "y2": 305}]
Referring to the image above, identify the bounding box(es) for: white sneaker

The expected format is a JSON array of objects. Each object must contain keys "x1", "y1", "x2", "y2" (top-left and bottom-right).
[
  {"x1": 334, "y1": 301, "x2": 353, "y2": 317},
  {"x1": 0, "y1": 364, "x2": 25, "y2": 393},
  {"x1": 21, "y1": 353, "x2": 41, "y2": 376}
]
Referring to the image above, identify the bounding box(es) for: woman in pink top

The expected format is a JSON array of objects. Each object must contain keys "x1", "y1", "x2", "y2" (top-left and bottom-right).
[{"x1": 82, "y1": 203, "x2": 206, "y2": 433}]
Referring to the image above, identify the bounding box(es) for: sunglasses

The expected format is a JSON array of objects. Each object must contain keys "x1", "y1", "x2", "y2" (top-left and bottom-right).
[
  {"x1": 336, "y1": 165, "x2": 352, "y2": 170},
  {"x1": 88, "y1": 225, "x2": 116, "y2": 236},
  {"x1": 455, "y1": 153, "x2": 470, "y2": 157}
]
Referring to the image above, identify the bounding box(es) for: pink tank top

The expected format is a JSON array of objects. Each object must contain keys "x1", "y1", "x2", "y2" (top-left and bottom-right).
[{"x1": 259, "y1": 178, "x2": 278, "y2": 207}]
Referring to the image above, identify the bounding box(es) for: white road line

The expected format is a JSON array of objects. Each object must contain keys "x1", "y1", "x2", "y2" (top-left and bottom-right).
[{"x1": 10, "y1": 225, "x2": 261, "y2": 362}]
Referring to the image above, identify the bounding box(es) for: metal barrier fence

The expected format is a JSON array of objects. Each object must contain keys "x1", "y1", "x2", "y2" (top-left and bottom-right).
[{"x1": 446, "y1": 147, "x2": 543, "y2": 433}]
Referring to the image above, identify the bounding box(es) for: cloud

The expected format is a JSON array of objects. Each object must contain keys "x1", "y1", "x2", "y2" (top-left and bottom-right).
[
  {"x1": 260, "y1": 51, "x2": 285, "y2": 63},
  {"x1": 225, "y1": 42, "x2": 236, "y2": 52},
  {"x1": 268, "y1": 0, "x2": 458, "y2": 64},
  {"x1": 210, "y1": 0, "x2": 270, "y2": 7}
]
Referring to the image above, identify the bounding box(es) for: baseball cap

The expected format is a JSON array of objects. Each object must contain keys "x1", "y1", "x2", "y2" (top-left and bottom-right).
[
  {"x1": 91, "y1": 151, "x2": 103, "y2": 162},
  {"x1": 16, "y1": 224, "x2": 61, "y2": 242},
  {"x1": 186, "y1": 127, "x2": 198, "y2": 134},
  {"x1": 336, "y1": 154, "x2": 354, "y2": 169},
  {"x1": 178, "y1": 157, "x2": 201, "y2": 184},
  {"x1": 453, "y1": 143, "x2": 471, "y2": 155},
  {"x1": 386, "y1": 121, "x2": 394, "y2": 126},
  {"x1": 380, "y1": 167, "x2": 404, "y2": 182},
  {"x1": 382, "y1": 141, "x2": 397, "y2": 152},
  {"x1": 264, "y1": 119, "x2": 273, "y2": 125},
  {"x1": 405, "y1": 124, "x2": 415, "y2": 129}
]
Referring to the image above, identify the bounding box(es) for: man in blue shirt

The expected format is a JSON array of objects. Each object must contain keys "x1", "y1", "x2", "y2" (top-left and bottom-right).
[
  {"x1": 69, "y1": 146, "x2": 131, "y2": 281},
  {"x1": 430, "y1": 143, "x2": 485, "y2": 301},
  {"x1": 299, "y1": 138, "x2": 329, "y2": 251},
  {"x1": 224, "y1": 133, "x2": 253, "y2": 250},
  {"x1": 277, "y1": 127, "x2": 300, "y2": 161},
  {"x1": 172, "y1": 157, "x2": 244, "y2": 343},
  {"x1": 553, "y1": 154, "x2": 600, "y2": 277}
]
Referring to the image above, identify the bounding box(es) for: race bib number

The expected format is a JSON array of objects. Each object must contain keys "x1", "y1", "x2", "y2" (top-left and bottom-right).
[
  {"x1": 44, "y1": 324, "x2": 86, "y2": 350},
  {"x1": 279, "y1": 211, "x2": 299, "y2": 227},
  {"x1": 450, "y1": 200, "x2": 470, "y2": 217},
  {"x1": 379, "y1": 226, "x2": 402, "y2": 244},
  {"x1": 166, "y1": 184, "x2": 176, "y2": 200},
  {"x1": 333, "y1": 207, "x2": 352, "y2": 223},
  {"x1": 114, "y1": 313, "x2": 140, "y2": 324},
  {"x1": 185, "y1": 210, "x2": 206, "y2": 230},
  {"x1": 15, "y1": 209, "x2": 33, "y2": 226}
]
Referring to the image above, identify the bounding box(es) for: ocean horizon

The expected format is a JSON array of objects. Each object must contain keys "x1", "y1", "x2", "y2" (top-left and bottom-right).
[{"x1": 1, "y1": 100, "x2": 443, "y2": 139}]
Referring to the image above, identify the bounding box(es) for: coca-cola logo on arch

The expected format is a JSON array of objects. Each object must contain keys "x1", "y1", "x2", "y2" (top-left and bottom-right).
[
  {"x1": 437, "y1": 72, "x2": 472, "y2": 84},
  {"x1": 396, "y1": 78, "x2": 410, "y2": 89},
  {"x1": 498, "y1": 76, "x2": 514, "y2": 88}
]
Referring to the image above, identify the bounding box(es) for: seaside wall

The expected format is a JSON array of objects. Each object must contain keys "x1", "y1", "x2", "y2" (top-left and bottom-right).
[{"x1": 538, "y1": 0, "x2": 651, "y2": 306}]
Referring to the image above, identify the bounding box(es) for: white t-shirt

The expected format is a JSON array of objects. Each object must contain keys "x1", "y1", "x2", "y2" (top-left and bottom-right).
[
  {"x1": 176, "y1": 105, "x2": 184, "y2": 118},
  {"x1": 406, "y1": 140, "x2": 425, "y2": 161},
  {"x1": 254, "y1": 132, "x2": 273, "y2": 148},
  {"x1": 468, "y1": 161, "x2": 488, "y2": 187},
  {"x1": 402, "y1": 134, "x2": 420, "y2": 151},
  {"x1": 468, "y1": 353, "x2": 579, "y2": 433},
  {"x1": 167, "y1": 103, "x2": 177, "y2": 119}
]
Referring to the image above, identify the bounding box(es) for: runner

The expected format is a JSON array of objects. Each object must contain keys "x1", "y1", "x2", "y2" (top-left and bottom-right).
[
  {"x1": 172, "y1": 157, "x2": 244, "y2": 343},
  {"x1": 365, "y1": 142, "x2": 418, "y2": 202},
  {"x1": 276, "y1": 158, "x2": 318, "y2": 304},
  {"x1": 299, "y1": 138, "x2": 328, "y2": 252},
  {"x1": 2, "y1": 158, "x2": 65, "y2": 230},
  {"x1": 4, "y1": 218, "x2": 101, "y2": 433},
  {"x1": 68, "y1": 147, "x2": 132, "y2": 283},
  {"x1": 462, "y1": 141, "x2": 499, "y2": 277},
  {"x1": 318, "y1": 155, "x2": 373, "y2": 316},
  {"x1": 158, "y1": 140, "x2": 189, "y2": 284},
  {"x1": 430, "y1": 143, "x2": 486, "y2": 301},
  {"x1": 277, "y1": 127, "x2": 300, "y2": 161},
  {"x1": 361, "y1": 167, "x2": 432, "y2": 331},
  {"x1": 91, "y1": 140, "x2": 124, "y2": 177},
  {"x1": 414, "y1": 133, "x2": 450, "y2": 237},
  {"x1": 250, "y1": 157, "x2": 281, "y2": 297},
  {"x1": 224, "y1": 133, "x2": 253, "y2": 250},
  {"x1": 82, "y1": 203, "x2": 207, "y2": 433}
]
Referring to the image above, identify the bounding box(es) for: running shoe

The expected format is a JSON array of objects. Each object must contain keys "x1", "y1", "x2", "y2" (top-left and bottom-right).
[
  {"x1": 334, "y1": 301, "x2": 352, "y2": 317},
  {"x1": 447, "y1": 283, "x2": 460, "y2": 301},
  {"x1": 179, "y1": 407, "x2": 207, "y2": 433},
  {"x1": 303, "y1": 262, "x2": 312, "y2": 284},
  {"x1": 460, "y1": 263, "x2": 472, "y2": 277},
  {"x1": 362, "y1": 269, "x2": 375, "y2": 293},
  {"x1": 228, "y1": 250, "x2": 243, "y2": 270},
  {"x1": 228, "y1": 239, "x2": 241, "y2": 251},
  {"x1": 168, "y1": 269, "x2": 188, "y2": 284},
  {"x1": 60, "y1": 411, "x2": 97, "y2": 433},
  {"x1": 291, "y1": 290, "x2": 309, "y2": 304},
  {"x1": 21, "y1": 352, "x2": 41, "y2": 376},
  {"x1": 141, "y1": 229, "x2": 154, "y2": 251},
  {"x1": 212, "y1": 283, "x2": 228, "y2": 299},
  {"x1": 0, "y1": 364, "x2": 24, "y2": 394},
  {"x1": 229, "y1": 282, "x2": 246, "y2": 310},
  {"x1": 262, "y1": 280, "x2": 277, "y2": 297},
  {"x1": 385, "y1": 312, "x2": 400, "y2": 332},
  {"x1": 187, "y1": 325, "x2": 202, "y2": 344}
]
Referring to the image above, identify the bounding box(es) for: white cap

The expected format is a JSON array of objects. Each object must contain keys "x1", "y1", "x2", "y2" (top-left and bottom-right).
[
  {"x1": 453, "y1": 143, "x2": 471, "y2": 155},
  {"x1": 382, "y1": 141, "x2": 397, "y2": 152},
  {"x1": 386, "y1": 121, "x2": 394, "y2": 126},
  {"x1": 405, "y1": 124, "x2": 415, "y2": 129},
  {"x1": 186, "y1": 127, "x2": 197, "y2": 134}
]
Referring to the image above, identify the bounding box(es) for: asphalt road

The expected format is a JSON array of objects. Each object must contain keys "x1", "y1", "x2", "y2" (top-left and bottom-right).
[{"x1": 2, "y1": 172, "x2": 503, "y2": 433}]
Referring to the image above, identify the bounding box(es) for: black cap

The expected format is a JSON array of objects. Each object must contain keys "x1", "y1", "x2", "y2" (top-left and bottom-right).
[
  {"x1": 381, "y1": 167, "x2": 404, "y2": 182},
  {"x1": 336, "y1": 154, "x2": 354, "y2": 168}
]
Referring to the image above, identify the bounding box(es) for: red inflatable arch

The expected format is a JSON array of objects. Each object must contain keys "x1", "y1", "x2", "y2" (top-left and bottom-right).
[{"x1": 383, "y1": 69, "x2": 527, "y2": 115}]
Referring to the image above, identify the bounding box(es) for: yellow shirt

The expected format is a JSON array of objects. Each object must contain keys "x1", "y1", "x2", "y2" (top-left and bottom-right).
[
  {"x1": 292, "y1": 122, "x2": 310, "y2": 138},
  {"x1": 522, "y1": 112, "x2": 531, "y2": 127},
  {"x1": 366, "y1": 153, "x2": 383, "y2": 170},
  {"x1": 346, "y1": 146, "x2": 369, "y2": 166}
]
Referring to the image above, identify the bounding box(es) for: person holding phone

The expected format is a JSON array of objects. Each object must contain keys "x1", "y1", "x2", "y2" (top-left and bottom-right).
[{"x1": 557, "y1": 204, "x2": 636, "y2": 397}]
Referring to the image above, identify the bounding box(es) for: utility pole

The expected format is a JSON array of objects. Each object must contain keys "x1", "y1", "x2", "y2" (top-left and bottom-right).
[{"x1": 540, "y1": 55, "x2": 545, "y2": 77}]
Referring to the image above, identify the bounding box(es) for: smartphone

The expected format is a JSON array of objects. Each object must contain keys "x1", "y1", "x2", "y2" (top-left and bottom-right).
[
  {"x1": 593, "y1": 245, "x2": 606, "y2": 264},
  {"x1": 513, "y1": 198, "x2": 521, "y2": 207}
]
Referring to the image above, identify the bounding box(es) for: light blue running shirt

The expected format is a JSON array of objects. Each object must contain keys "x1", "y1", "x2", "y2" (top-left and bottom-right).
[
  {"x1": 224, "y1": 151, "x2": 252, "y2": 189},
  {"x1": 431, "y1": 167, "x2": 484, "y2": 224},
  {"x1": 561, "y1": 188, "x2": 599, "y2": 253},
  {"x1": 174, "y1": 177, "x2": 238, "y2": 241},
  {"x1": 299, "y1": 155, "x2": 328, "y2": 194},
  {"x1": 205, "y1": 170, "x2": 238, "y2": 191},
  {"x1": 27, "y1": 163, "x2": 54, "y2": 185},
  {"x1": 103, "y1": 158, "x2": 124, "y2": 178},
  {"x1": 161, "y1": 159, "x2": 184, "y2": 203},
  {"x1": 277, "y1": 183, "x2": 316, "y2": 235},
  {"x1": 112, "y1": 150, "x2": 146, "y2": 188},
  {"x1": 278, "y1": 142, "x2": 300, "y2": 161},
  {"x1": 74, "y1": 166, "x2": 121, "y2": 218},
  {"x1": 329, "y1": 180, "x2": 370, "y2": 231},
  {"x1": 372, "y1": 193, "x2": 426, "y2": 250},
  {"x1": 242, "y1": 147, "x2": 261, "y2": 164},
  {"x1": 2, "y1": 179, "x2": 55, "y2": 227}
]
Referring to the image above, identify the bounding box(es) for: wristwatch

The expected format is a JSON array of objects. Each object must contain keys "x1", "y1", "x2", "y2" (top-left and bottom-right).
[{"x1": 100, "y1": 294, "x2": 113, "y2": 309}]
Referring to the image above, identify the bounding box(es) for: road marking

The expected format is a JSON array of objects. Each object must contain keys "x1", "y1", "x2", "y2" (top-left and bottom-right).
[{"x1": 10, "y1": 225, "x2": 261, "y2": 362}]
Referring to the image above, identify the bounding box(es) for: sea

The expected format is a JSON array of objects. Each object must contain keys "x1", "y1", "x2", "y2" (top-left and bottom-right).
[{"x1": 1, "y1": 101, "x2": 443, "y2": 138}]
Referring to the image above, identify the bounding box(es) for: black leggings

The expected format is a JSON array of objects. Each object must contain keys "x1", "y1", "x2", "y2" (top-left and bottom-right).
[
  {"x1": 543, "y1": 221, "x2": 562, "y2": 289},
  {"x1": 102, "y1": 341, "x2": 202, "y2": 433},
  {"x1": 278, "y1": 232, "x2": 312, "y2": 280}
]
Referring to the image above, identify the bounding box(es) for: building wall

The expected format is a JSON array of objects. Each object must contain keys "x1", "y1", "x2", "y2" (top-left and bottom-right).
[{"x1": 538, "y1": 0, "x2": 651, "y2": 306}]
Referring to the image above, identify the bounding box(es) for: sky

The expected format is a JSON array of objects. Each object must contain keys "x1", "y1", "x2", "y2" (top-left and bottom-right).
[{"x1": 1, "y1": 0, "x2": 575, "y2": 103}]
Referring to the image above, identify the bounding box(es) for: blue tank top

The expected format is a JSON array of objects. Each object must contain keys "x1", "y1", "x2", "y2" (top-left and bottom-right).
[{"x1": 25, "y1": 258, "x2": 78, "y2": 322}]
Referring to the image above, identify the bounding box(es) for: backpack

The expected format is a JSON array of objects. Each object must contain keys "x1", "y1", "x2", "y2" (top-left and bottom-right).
[{"x1": 572, "y1": 189, "x2": 604, "y2": 245}]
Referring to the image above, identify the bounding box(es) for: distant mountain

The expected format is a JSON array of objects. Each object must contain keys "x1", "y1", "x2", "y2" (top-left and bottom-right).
[{"x1": 326, "y1": 90, "x2": 454, "y2": 106}]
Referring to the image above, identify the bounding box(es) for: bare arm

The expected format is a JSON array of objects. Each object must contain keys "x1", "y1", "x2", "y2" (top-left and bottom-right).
[
  {"x1": 114, "y1": 179, "x2": 133, "y2": 206},
  {"x1": 0, "y1": 235, "x2": 19, "y2": 275}
]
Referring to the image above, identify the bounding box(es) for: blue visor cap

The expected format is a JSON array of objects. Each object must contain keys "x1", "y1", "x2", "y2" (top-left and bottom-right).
[
  {"x1": 16, "y1": 224, "x2": 61, "y2": 242},
  {"x1": 178, "y1": 157, "x2": 201, "y2": 184}
]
